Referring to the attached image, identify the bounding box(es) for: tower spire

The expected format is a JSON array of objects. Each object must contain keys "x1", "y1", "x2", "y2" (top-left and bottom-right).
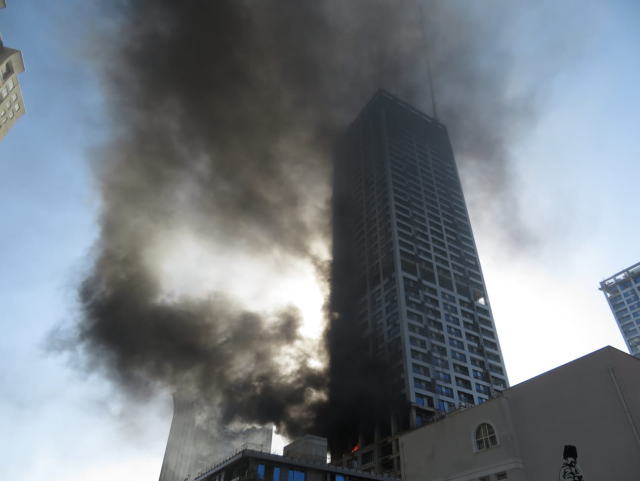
[
  {"x1": 417, "y1": 0, "x2": 439, "y2": 121},
  {"x1": 426, "y1": 56, "x2": 439, "y2": 122}
]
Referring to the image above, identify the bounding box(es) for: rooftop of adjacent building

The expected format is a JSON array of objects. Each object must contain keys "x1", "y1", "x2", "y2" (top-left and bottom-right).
[
  {"x1": 0, "y1": 45, "x2": 25, "y2": 71},
  {"x1": 195, "y1": 436, "x2": 400, "y2": 481},
  {"x1": 403, "y1": 345, "x2": 638, "y2": 431},
  {"x1": 599, "y1": 261, "x2": 640, "y2": 290},
  {"x1": 400, "y1": 346, "x2": 640, "y2": 480}
]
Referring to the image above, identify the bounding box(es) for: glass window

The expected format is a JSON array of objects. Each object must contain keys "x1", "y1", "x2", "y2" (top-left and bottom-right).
[
  {"x1": 445, "y1": 314, "x2": 460, "y2": 325},
  {"x1": 1, "y1": 87, "x2": 6, "y2": 99},
  {"x1": 274, "y1": 467, "x2": 280, "y2": 481},
  {"x1": 289, "y1": 470, "x2": 305, "y2": 481},
  {"x1": 475, "y1": 423, "x2": 498, "y2": 451},
  {"x1": 447, "y1": 326, "x2": 462, "y2": 337},
  {"x1": 8, "y1": 78, "x2": 14, "y2": 90},
  {"x1": 258, "y1": 464, "x2": 265, "y2": 480},
  {"x1": 11, "y1": 93, "x2": 17, "y2": 102},
  {"x1": 458, "y1": 392, "x2": 474, "y2": 404},
  {"x1": 436, "y1": 385, "x2": 453, "y2": 397},
  {"x1": 451, "y1": 350, "x2": 467, "y2": 362},
  {"x1": 14, "y1": 103, "x2": 20, "y2": 112},
  {"x1": 475, "y1": 383, "x2": 487, "y2": 394}
]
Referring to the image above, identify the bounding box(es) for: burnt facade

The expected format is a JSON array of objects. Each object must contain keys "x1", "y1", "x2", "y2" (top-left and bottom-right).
[{"x1": 331, "y1": 90, "x2": 509, "y2": 474}]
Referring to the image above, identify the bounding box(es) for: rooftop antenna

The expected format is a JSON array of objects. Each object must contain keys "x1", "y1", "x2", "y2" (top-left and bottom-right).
[{"x1": 417, "y1": 0, "x2": 439, "y2": 121}]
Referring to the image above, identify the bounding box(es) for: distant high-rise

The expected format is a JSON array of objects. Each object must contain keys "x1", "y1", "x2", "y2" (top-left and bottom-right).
[
  {"x1": 159, "y1": 393, "x2": 273, "y2": 481},
  {"x1": 599, "y1": 262, "x2": 640, "y2": 358},
  {"x1": 332, "y1": 90, "x2": 509, "y2": 474},
  {"x1": 0, "y1": 0, "x2": 26, "y2": 143}
]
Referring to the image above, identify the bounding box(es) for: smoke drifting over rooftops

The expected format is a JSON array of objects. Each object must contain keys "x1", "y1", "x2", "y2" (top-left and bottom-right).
[{"x1": 56, "y1": 0, "x2": 583, "y2": 448}]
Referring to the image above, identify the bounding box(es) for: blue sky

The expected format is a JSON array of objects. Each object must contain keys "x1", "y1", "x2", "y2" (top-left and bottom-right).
[{"x1": 1, "y1": 1, "x2": 640, "y2": 480}]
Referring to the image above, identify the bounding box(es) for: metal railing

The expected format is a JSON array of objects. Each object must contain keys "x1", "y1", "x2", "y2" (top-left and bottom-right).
[
  {"x1": 196, "y1": 444, "x2": 401, "y2": 481},
  {"x1": 198, "y1": 442, "x2": 270, "y2": 477}
]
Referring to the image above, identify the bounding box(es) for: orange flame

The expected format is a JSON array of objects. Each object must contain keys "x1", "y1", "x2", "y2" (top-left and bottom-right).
[{"x1": 351, "y1": 444, "x2": 360, "y2": 453}]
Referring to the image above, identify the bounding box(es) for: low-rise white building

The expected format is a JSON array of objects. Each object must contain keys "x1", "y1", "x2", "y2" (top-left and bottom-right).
[{"x1": 400, "y1": 346, "x2": 640, "y2": 480}]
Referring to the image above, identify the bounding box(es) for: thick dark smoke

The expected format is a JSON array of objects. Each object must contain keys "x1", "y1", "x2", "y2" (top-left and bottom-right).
[
  {"x1": 59, "y1": 0, "x2": 560, "y2": 451},
  {"x1": 78, "y1": 257, "x2": 325, "y2": 436}
]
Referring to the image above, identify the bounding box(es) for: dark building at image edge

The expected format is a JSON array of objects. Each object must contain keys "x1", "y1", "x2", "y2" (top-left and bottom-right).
[{"x1": 331, "y1": 90, "x2": 509, "y2": 474}]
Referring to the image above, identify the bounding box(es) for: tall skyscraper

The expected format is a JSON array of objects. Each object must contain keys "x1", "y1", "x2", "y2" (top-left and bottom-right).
[
  {"x1": 599, "y1": 262, "x2": 640, "y2": 358},
  {"x1": 332, "y1": 90, "x2": 509, "y2": 474},
  {"x1": 0, "y1": 0, "x2": 26, "y2": 143}
]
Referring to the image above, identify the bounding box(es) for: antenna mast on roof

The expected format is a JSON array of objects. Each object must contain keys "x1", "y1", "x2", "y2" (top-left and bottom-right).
[{"x1": 417, "y1": 0, "x2": 439, "y2": 122}]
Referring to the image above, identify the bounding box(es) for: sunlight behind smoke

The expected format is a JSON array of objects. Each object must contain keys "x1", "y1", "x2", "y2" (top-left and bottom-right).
[{"x1": 151, "y1": 230, "x2": 327, "y2": 341}]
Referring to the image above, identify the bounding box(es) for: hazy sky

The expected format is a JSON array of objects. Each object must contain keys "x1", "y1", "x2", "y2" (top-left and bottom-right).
[{"x1": 1, "y1": 1, "x2": 640, "y2": 481}]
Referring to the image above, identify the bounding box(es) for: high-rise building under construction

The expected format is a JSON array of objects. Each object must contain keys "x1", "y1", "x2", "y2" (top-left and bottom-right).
[{"x1": 332, "y1": 90, "x2": 509, "y2": 474}]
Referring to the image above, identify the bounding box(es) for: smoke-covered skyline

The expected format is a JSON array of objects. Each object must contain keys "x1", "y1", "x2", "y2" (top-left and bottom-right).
[
  {"x1": 56, "y1": 0, "x2": 592, "y2": 444},
  {"x1": 5, "y1": 1, "x2": 640, "y2": 480}
]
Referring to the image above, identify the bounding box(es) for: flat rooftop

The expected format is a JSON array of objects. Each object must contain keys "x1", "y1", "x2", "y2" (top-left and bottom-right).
[
  {"x1": 599, "y1": 261, "x2": 640, "y2": 290},
  {"x1": 195, "y1": 447, "x2": 399, "y2": 481}
]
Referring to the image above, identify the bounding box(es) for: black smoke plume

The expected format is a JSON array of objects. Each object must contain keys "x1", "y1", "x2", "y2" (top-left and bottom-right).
[{"x1": 59, "y1": 0, "x2": 568, "y2": 454}]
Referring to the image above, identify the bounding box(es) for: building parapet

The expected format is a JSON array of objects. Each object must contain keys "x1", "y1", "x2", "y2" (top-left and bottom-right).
[
  {"x1": 599, "y1": 261, "x2": 640, "y2": 291},
  {"x1": 196, "y1": 446, "x2": 401, "y2": 481}
]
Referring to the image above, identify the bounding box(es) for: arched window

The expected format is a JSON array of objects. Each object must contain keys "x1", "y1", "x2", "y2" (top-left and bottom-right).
[{"x1": 475, "y1": 423, "x2": 498, "y2": 451}]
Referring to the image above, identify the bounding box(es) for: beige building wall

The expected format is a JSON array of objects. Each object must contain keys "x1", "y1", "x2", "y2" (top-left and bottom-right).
[
  {"x1": 0, "y1": 7, "x2": 26, "y2": 143},
  {"x1": 0, "y1": 48, "x2": 26, "y2": 142},
  {"x1": 400, "y1": 347, "x2": 640, "y2": 481}
]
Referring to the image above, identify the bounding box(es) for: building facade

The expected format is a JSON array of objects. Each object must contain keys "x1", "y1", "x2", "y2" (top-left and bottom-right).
[
  {"x1": 332, "y1": 90, "x2": 509, "y2": 474},
  {"x1": 400, "y1": 346, "x2": 640, "y2": 481},
  {"x1": 195, "y1": 436, "x2": 399, "y2": 481},
  {"x1": 0, "y1": 0, "x2": 26, "y2": 143},
  {"x1": 159, "y1": 393, "x2": 273, "y2": 481},
  {"x1": 599, "y1": 262, "x2": 640, "y2": 358}
]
